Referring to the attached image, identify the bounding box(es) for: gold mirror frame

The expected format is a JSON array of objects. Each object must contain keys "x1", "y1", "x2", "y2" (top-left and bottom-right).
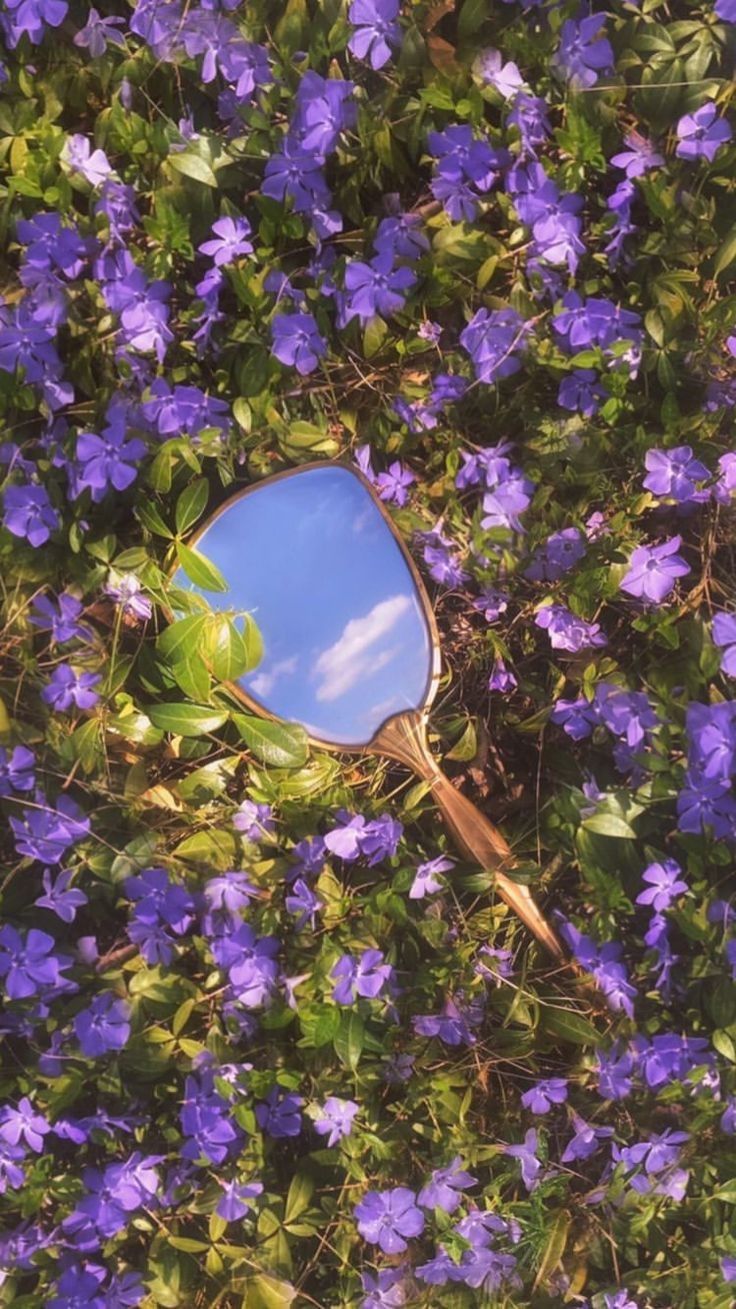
[{"x1": 175, "y1": 459, "x2": 565, "y2": 963}]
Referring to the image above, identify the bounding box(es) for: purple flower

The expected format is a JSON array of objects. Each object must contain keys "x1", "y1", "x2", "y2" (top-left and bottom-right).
[
  {"x1": 685, "y1": 701, "x2": 736, "y2": 781},
  {"x1": 604, "y1": 1292, "x2": 639, "y2": 1309},
  {"x1": 324, "y1": 811, "x2": 367, "y2": 860},
  {"x1": 0, "y1": 926, "x2": 69, "y2": 1000},
  {"x1": 199, "y1": 216, "x2": 253, "y2": 267},
  {"x1": 1, "y1": 0, "x2": 67, "y2": 45},
  {"x1": 62, "y1": 134, "x2": 113, "y2": 187},
  {"x1": 676, "y1": 103, "x2": 732, "y2": 162},
  {"x1": 314, "y1": 1096, "x2": 359, "y2": 1146},
  {"x1": 74, "y1": 993, "x2": 131, "y2": 1057},
  {"x1": 473, "y1": 589, "x2": 508, "y2": 622},
  {"x1": 636, "y1": 860, "x2": 688, "y2": 912},
  {"x1": 611, "y1": 131, "x2": 665, "y2": 178},
  {"x1": 534, "y1": 604, "x2": 607, "y2": 653},
  {"x1": 73, "y1": 7, "x2": 126, "y2": 56},
  {"x1": 520, "y1": 1078, "x2": 568, "y2": 1114},
  {"x1": 343, "y1": 255, "x2": 416, "y2": 325},
  {"x1": 475, "y1": 49, "x2": 524, "y2": 99},
  {"x1": 41, "y1": 665, "x2": 101, "y2": 713},
  {"x1": 2, "y1": 483, "x2": 59, "y2": 547},
  {"x1": 35, "y1": 869, "x2": 88, "y2": 922},
  {"x1": 413, "y1": 995, "x2": 484, "y2": 1046},
  {"x1": 375, "y1": 462, "x2": 415, "y2": 507},
  {"x1": 30, "y1": 592, "x2": 87, "y2": 643},
  {"x1": 233, "y1": 799, "x2": 275, "y2": 841},
  {"x1": 721, "y1": 1257, "x2": 736, "y2": 1284},
  {"x1": 508, "y1": 93, "x2": 551, "y2": 155},
  {"x1": 525, "y1": 527, "x2": 586, "y2": 581},
  {"x1": 293, "y1": 72, "x2": 356, "y2": 159},
  {"x1": 10, "y1": 793, "x2": 90, "y2": 864},
  {"x1": 409, "y1": 854, "x2": 454, "y2": 899},
  {"x1": 285, "y1": 877, "x2": 323, "y2": 929},
  {"x1": 551, "y1": 292, "x2": 642, "y2": 352},
  {"x1": 354, "y1": 1187, "x2": 425, "y2": 1254},
  {"x1": 561, "y1": 1111, "x2": 614, "y2": 1163},
  {"x1": 595, "y1": 1045, "x2": 636, "y2": 1100},
  {"x1": 488, "y1": 659, "x2": 517, "y2": 692},
  {"x1": 73, "y1": 412, "x2": 147, "y2": 503},
  {"x1": 216, "y1": 1180, "x2": 263, "y2": 1221},
  {"x1": 506, "y1": 1128, "x2": 542, "y2": 1191},
  {"x1": 181, "y1": 1071, "x2": 243, "y2": 1164},
  {"x1": 0, "y1": 745, "x2": 35, "y2": 797},
  {"x1": 552, "y1": 15, "x2": 614, "y2": 89},
  {"x1": 642, "y1": 446, "x2": 709, "y2": 502},
  {"x1": 360, "y1": 1267, "x2": 410, "y2": 1308},
  {"x1": 271, "y1": 312, "x2": 327, "y2": 375},
  {"x1": 255, "y1": 1087, "x2": 304, "y2": 1139},
  {"x1": 558, "y1": 369, "x2": 607, "y2": 418},
  {"x1": 460, "y1": 308, "x2": 527, "y2": 384},
  {"x1": 0, "y1": 1097, "x2": 49, "y2": 1151},
  {"x1": 104, "y1": 573, "x2": 152, "y2": 621},
  {"x1": 348, "y1": 0, "x2": 400, "y2": 69},
  {"x1": 677, "y1": 771, "x2": 736, "y2": 839},
  {"x1": 331, "y1": 950, "x2": 393, "y2": 1004},
  {"x1": 619, "y1": 536, "x2": 690, "y2": 604},
  {"x1": 418, "y1": 1156, "x2": 476, "y2": 1213},
  {"x1": 713, "y1": 612, "x2": 736, "y2": 676},
  {"x1": 359, "y1": 813, "x2": 404, "y2": 863}
]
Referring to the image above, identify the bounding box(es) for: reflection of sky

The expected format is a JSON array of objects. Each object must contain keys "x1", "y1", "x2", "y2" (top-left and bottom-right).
[{"x1": 172, "y1": 466, "x2": 433, "y2": 745}]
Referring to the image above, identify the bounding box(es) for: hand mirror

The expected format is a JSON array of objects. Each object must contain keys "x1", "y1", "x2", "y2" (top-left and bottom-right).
[{"x1": 171, "y1": 461, "x2": 564, "y2": 962}]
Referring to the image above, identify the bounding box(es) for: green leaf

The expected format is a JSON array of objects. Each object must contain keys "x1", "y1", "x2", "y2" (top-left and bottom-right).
[
  {"x1": 581, "y1": 813, "x2": 637, "y2": 839},
  {"x1": 148, "y1": 703, "x2": 228, "y2": 736},
  {"x1": 158, "y1": 615, "x2": 210, "y2": 661},
  {"x1": 175, "y1": 478, "x2": 209, "y2": 536},
  {"x1": 168, "y1": 151, "x2": 218, "y2": 187},
  {"x1": 176, "y1": 541, "x2": 229, "y2": 593},
  {"x1": 174, "y1": 828, "x2": 236, "y2": 868},
  {"x1": 458, "y1": 0, "x2": 489, "y2": 38},
  {"x1": 167, "y1": 1237, "x2": 209, "y2": 1253},
  {"x1": 363, "y1": 315, "x2": 388, "y2": 358},
  {"x1": 137, "y1": 501, "x2": 174, "y2": 538},
  {"x1": 243, "y1": 1274, "x2": 296, "y2": 1309},
  {"x1": 540, "y1": 1008, "x2": 600, "y2": 1047},
  {"x1": 284, "y1": 1173, "x2": 314, "y2": 1225},
  {"x1": 205, "y1": 614, "x2": 263, "y2": 682},
  {"x1": 446, "y1": 719, "x2": 478, "y2": 762},
  {"x1": 714, "y1": 230, "x2": 736, "y2": 281},
  {"x1": 233, "y1": 714, "x2": 309, "y2": 768},
  {"x1": 532, "y1": 1209, "x2": 570, "y2": 1291},
  {"x1": 333, "y1": 1011, "x2": 364, "y2": 1070}
]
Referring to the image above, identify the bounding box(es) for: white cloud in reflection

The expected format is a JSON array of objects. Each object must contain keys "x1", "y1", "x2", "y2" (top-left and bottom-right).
[
  {"x1": 314, "y1": 594, "x2": 411, "y2": 702},
  {"x1": 250, "y1": 655, "x2": 298, "y2": 700}
]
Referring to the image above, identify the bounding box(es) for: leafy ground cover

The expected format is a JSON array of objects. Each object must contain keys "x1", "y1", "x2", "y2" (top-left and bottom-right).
[{"x1": 0, "y1": 0, "x2": 735, "y2": 1305}]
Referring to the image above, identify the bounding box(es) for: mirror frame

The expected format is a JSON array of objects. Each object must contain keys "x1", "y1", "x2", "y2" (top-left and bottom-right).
[{"x1": 169, "y1": 459, "x2": 443, "y2": 753}]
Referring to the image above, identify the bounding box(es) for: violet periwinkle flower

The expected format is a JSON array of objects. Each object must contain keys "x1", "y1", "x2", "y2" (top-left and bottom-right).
[
  {"x1": 534, "y1": 604, "x2": 607, "y2": 653},
  {"x1": 508, "y1": 92, "x2": 551, "y2": 156},
  {"x1": 9, "y1": 793, "x2": 90, "y2": 864},
  {"x1": 216, "y1": 1180, "x2": 263, "y2": 1221},
  {"x1": 409, "y1": 854, "x2": 454, "y2": 899},
  {"x1": 417, "y1": 1156, "x2": 477, "y2": 1214},
  {"x1": 342, "y1": 255, "x2": 416, "y2": 325},
  {"x1": 30, "y1": 592, "x2": 87, "y2": 643},
  {"x1": 413, "y1": 994, "x2": 484, "y2": 1046},
  {"x1": 636, "y1": 859, "x2": 688, "y2": 912},
  {"x1": 74, "y1": 993, "x2": 131, "y2": 1057},
  {"x1": 61, "y1": 134, "x2": 113, "y2": 187},
  {"x1": 347, "y1": 0, "x2": 401, "y2": 70},
  {"x1": 525, "y1": 528, "x2": 586, "y2": 582},
  {"x1": 642, "y1": 446, "x2": 709, "y2": 503},
  {"x1": 428, "y1": 126, "x2": 509, "y2": 222},
  {"x1": 199, "y1": 216, "x2": 253, "y2": 266},
  {"x1": 611, "y1": 131, "x2": 665, "y2": 178},
  {"x1": 0, "y1": 1097, "x2": 49, "y2": 1151},
  {"x1": 475, "y1": 48, "x2": 525, "y2": 100},
  {"x1": 506, "y1": 1128, "x2": 542, "y2": 1191},
  {"x1": 713, "y1": 612, "x2": 736, "y2": 676},
  {"x1": 560, "y1": 1111, "x2": 614, "y2": 1163},
  {"x1": 1, "y1": 0, "x2": 67, "y2": 45},
  {"x1": 675, "y1": 103, "x2": 732, "y2": 163},
  {"x1": 331, "y1": 949, "x2": 393, "y2": 1004},
  {"x1": 73, "y1": 415, "x2": 147, "y2": 503},
  {"x1": 375, "y1": 461, "x2": 415, "y2": 507},
  {"x1": 354, "y1": 1187, "x2": 425, "y2": 1253},
  {"x1": 181, "y1": 1070, "x2": 244, "y2": 1164},
  {"x1": 255, "y1": 1087, "x2": 304, "y2": 1139},
  {"x1": 0, "y1": 746, "x2": 35, "y2": 797},
  {"x1": 41, "y1": 664, "x2": 101, "y2": 713},
  {"x1": 73, "y1": 7, "x2": 126, "y2": 56},
  {"x1": 314, "y1": 1096, "x2": 359, "y2": 1146},
  {"x1": 35, "y1": 869, "x2": 88, "y2": 923},
  {"x1": 619, "y1": 536, "x2": 690, "y2": 604},
  {"x1": 104, "y1": 573, "x2": 152, "y2": 621},
  {"x1": 488, "y1": 659, "x2": 518, "y2": 692},
  {"x1": 552, "y1": 292, "x2": 643, "y2": 353},
  {"x1": 211, "y1": 923, "x2": 280, "y2": 1008},
  {"x1": 558, "y1": 368, "x2": 607, "y2": 418},
  {"x1": 521, "y1": 1078, "x2": 568, "y2": 1114},
  {"x1": 270, "y1": 312, "x2": 327, "y2": 375},
  {"x1": 2, "y1": 483, "x2": 59, "y2": 547},
  {"x1": 552, "y1": 15, "x2": 614, "y2": 89},
  {"x1": 233, "y1": 799, "x2": 275, "y2": 841},
  {"x1": 460, "y1": 307, "x2": 528, "y2": 384},
  {"x1": 0, "y1": 925, "x2": 70, "y2": 1000},
  {"x1": 292, "y1": 72, "x2": 357, "y2": 159}
]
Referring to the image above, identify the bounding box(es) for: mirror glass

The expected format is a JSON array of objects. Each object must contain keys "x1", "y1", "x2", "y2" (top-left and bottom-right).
[{"x1": 171, "y1": 465, "x2": 435, "y2": 746}]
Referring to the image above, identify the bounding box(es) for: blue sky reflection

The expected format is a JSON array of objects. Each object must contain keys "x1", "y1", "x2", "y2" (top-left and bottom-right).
[{"x1": 172, "y1": 466, "x2": 433, "y2": 745}]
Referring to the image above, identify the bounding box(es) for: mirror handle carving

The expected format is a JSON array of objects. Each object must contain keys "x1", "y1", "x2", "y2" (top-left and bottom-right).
[{"x1": 372, "y1": 711, "x2": 566, "y2": 964}]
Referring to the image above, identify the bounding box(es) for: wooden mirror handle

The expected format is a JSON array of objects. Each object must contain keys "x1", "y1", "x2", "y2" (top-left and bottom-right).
[{"x1": 372, "y1": 710, "x2": 566, "y2": 963}]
